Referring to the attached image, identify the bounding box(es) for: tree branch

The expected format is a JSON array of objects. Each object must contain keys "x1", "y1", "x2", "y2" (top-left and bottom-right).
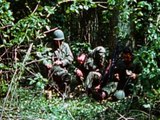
[
  {"x1": 43, "y1": 27, "x2": 58, "y2": 34},
  {"x1": 0, "y1": 24, "x2": 12, "y2": 29},
  {"x1": 32, "y1": 1, "x2": 40, "y2": 14},
  {"x1": 97, "y1": 4, "x2": 108, "y2": 9}
]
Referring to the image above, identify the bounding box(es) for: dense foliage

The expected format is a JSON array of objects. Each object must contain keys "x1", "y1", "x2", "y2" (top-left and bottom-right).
[{"x1": 0, "y1": 0, "x2": 159, "y2": 119}]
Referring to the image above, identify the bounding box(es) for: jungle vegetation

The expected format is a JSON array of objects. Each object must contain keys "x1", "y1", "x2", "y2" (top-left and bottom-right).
[{"x1": 0, "y1": 0, "x2": 160, "y2": 119}]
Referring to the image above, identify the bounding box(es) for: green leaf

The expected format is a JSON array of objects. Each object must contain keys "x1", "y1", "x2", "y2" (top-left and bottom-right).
[
  {"x1": 0, "y1": 63, "x2": 5, "y2": 68},
  {"x1": 84, "y1": 5, "x2": 89, "y2": 10},
  {"x1": 4, "y1": 2, "x2": 10, "y2": 10},
  {"x1": 138, "y1": 11, "x2": 143, "y2": 16},
  {"x1": 79, "y1": 5, "x2": 83, "y2": 9},
  {"x1": 29, "y1": 79, "x2": 36, "y2": 85}
]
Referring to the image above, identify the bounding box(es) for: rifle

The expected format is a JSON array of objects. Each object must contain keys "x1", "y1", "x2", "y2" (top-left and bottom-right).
[{"x1": 101, "y1": 42, "x2": 122, "y2": 87}]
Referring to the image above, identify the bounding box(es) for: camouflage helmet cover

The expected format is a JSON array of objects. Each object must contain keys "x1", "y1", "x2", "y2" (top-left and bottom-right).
[
  {"x1": 53, "y1": 29, "x2": 64, "y2": 40},
  {"x1": 95, "y1": 46, "x2": 105, "y2": 55},
  {"x1": 95, "y1": 46, "x2": 106, "y2": 53},
  {"x1": 89, "y1": 46, "x2": 106, "y2": 56}
]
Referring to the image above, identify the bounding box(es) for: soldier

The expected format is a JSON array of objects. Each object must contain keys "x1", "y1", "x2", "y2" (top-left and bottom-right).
[
  {"x1": 75, "y1": 53, "x2": 88, "y2": 82},
  {"x1": 74, "y1": 46, "x2": 105, "y2": 82},
  {"x1": 85, "y1": 59, "x2": 118, "y2": 101},
  {"x1": 45, "y1": 29, "x2": 74, "y2": 96},
  {"x1": 113, "y1": 47, "x2": 141, "y2": 99},
  {"x1": 74, "y1": 46, "x2": 106, "y2": 87},
  {"x1": 83, "y1": 46, "x2": 107, "y2": 98}
]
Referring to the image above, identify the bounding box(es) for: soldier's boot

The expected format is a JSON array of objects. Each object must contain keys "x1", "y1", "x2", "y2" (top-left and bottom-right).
[
  {"x1": 44, "y1": 90, "x2": 52, "y2": 100},
  {"x1": 62, "y1": 73, "x2": 71, "y2": 99},
  {"x1": 62, "y1": 82, "x2": 71, "y2": 99}
]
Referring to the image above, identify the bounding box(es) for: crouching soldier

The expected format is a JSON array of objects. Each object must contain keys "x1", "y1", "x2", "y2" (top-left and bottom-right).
[
  {"x1": 44, "y1": 29, "x2": 74, "y2": 97},
  {"x1": 74, "y1": 46, "x2": 106, "y2": 88},
  {"x1": 113, "y1": 47, "x2": 141, "y2": 99},
  {"x1": 82, "y1": 46, "x2": 107, "y2": 99}
]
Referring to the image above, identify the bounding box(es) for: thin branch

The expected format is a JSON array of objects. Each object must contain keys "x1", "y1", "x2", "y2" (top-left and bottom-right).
[
  {"x1": 32, "y1": 1, "x2": 40, "y2": 14},
  {"x1": 0, "y1": 24, "x2": 12, "y2": 29},
  {"x1": 67, "y1": 109, "x2": 75, "y2": 120},
  {"x1": 43, "y1": 27, "x2": 58, "y2": 34},
  {"x1": 14, "y1": 48, "x2": 18, "y2": 62},
  {"x1": 157, "y1": 14, "x2": 160, "y2": 26},
  {"x1": 129, "y1": 110, "x2": 150, "y2": 118},
  {"x1": 0, "y1": 68, "x2": 18, "y2": 119},
  {"x1": 0, "y1": 43, "x2": 33, "y2": 119},
  {"x1": 58, "y1": 0, "x2": 107, "y2": 4},
  {"x1": 0, "y1": 48, "x2": 9, "y2": 58},
  {"x1": 107, "y1": 105, "x2": 128, "y2": 120},
  {"x1": 97, "y1": 4, "x2": 108, "y2": 9},
  {"x1": 25, "y1": 59, "x2": 42, "y2": 66}
]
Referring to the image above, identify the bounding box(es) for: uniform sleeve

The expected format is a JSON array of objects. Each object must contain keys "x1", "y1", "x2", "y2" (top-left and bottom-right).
[
  {"x1": 84, "y1": 57, "x2": 97, "y2": 71},
  {"x1": 61, "y1": 43, "x2": 74, "y2": 67}
]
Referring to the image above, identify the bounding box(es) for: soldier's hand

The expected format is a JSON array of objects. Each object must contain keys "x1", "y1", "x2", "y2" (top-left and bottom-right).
[
  {"x1": 54, "y1": 60, "x2": 63, "y2": 65},
  {"x1": 130, "y1": 73, "x2": 137, "y2": 79},
  {"x1": 46, "y1": 64, "x2": 52, "y2": 69},
  {"x1": 94, "y1": 84, "x2": 101, "y2": 91},
  {"x1": 126, "y1": 70, "x2": 132, "y2": 76},
  {"x1": 114, "y1": 73, "x2": 120, "y2": 81},
  {"x1": 95, "y1": 69, "x2": 100, "y2": 72},
  {"x1": 76, "y1": 69, "x2": 84, "y2": 78},
  {"x1": 126, "y1": 70, "x2": 137, "y2": 79}
]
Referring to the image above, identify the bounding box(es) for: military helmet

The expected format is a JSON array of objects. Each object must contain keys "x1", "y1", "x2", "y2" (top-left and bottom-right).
[
  {"x1": 94, "y1": 46, "x2": 106, "y2": 59},
  {"x1": 89, "y1": 46, "x2": 106, "y2": 56},
  {"x1": 95, "y1": 46, "x2": 106, "y2": 53},
  {"x1": 53, "y1": 29, "x2": 64, "y2": 40},
  {"x1": 114, "y1": 90, "x2": 125, "y2": 100}
]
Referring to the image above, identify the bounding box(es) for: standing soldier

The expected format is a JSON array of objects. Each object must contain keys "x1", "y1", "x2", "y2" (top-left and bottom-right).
[{"x1": 45, "y1": 29, "x2": 74, "y2": 97}]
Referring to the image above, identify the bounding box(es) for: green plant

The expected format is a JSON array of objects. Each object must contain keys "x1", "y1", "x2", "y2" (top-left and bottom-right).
[
  {"x1": 0, "y1": 79, "x2": 8, "y2": 97},
  {"x1": 71, "y1": 42, "x2": 91, "y2": 57},
  {"x1": 0, "y1": 0, "x2": 160, "y2": 119},
  {"x1": 28, "y1": 72, "x2": 48, "y2": 90},
  {"x1": 66, "y1": 0, "x2": 96, "y2": 14}
]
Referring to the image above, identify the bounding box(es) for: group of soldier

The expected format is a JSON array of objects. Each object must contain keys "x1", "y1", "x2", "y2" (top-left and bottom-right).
[{"x1": 43, "y1": 29, "x2": 141, "y2": 101}]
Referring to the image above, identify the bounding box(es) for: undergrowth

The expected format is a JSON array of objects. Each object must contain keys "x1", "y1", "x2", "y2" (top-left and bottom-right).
[{"x1": 0, "y1": 87, "x2": 159, "y2": 120}]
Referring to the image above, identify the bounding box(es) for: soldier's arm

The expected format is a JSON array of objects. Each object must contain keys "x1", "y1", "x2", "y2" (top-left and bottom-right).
[
  {"x1": 61, "y1": 43, "x2": 74, "y2": 67},
  {"x1": 36, "y1": 51, "x2": 53, "y2": 69},
  {"x1": 43, "y1": 57, "x2": 53, "y2": 69}
]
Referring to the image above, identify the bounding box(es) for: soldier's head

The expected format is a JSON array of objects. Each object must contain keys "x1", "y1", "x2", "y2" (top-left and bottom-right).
[
  {"x1": 53, "y1": 29, "x2": 64, "y2": 47},
  {"x1": 77, "y1": 53, "x2": 86, "y2": 65},
  {"x1": 93, "y1": 46, "x2": 106, "y2": 66},
  {"x1": 122, "y1": 47, "x2": 133, "y2": 63}
]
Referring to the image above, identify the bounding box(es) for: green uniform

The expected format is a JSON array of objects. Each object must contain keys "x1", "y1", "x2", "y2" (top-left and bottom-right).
[
  {"x1": 46, "y1": 42, "x2": 73, "y2": 90},
  {"x1": 83, "y1": 46, "x2": 120, "y2": 101},
  {"x1": 47, "y1": 41, "x2": 73, "y2": 95},
  {"x1": 84, "y1": 46, "x2": 106, "y2": 92},
  {"x1": 51, "y1": 41, "x2": 73, "y2": 77},
  {"x1": 85, "y1": 71, "x2": 102, "y2": 89},
  {"x1": 41, "y1": 29, "x2": 74, "y2": 97},
  {"x1": 102, "y1": 82, "x2": 118, "y2": 95}
]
